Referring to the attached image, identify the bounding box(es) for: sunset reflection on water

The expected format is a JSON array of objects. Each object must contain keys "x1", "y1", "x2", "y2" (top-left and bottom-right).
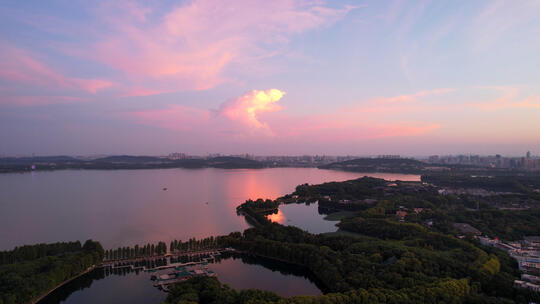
[
  {"x1": 266, "y1": 209, "x2": 286, "y2": 224},
  {"x1": 224, "y1": 169, "x2": 282, "y2": 201},
  {"x1": 0, "y1": 168, "x2": 419, "y2": 250}
]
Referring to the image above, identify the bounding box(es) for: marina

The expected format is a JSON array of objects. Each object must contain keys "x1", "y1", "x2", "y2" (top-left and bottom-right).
[
  {"x1": 152, "y1": 267, "x2": 217, "y2": 291},
  {"x1": 36, "y1": 250, "x2": 323, "y2": 304},
  {"x1": 100, "y1": 248, "x2": 234, "y2": 291}
]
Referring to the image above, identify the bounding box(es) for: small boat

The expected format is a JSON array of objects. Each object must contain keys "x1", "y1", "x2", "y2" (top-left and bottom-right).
[{"x1": 163, "y1": 188, "x2": 167, "y2": 191}]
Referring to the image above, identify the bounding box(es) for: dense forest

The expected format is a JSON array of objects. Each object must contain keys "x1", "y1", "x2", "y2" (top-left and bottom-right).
[
  {"x1": 165, "y1": 223, "x2": 539, "y2": 303},
  {"x1": 0, "y1": 241, "x2": 84, "y2": 265},
  {"x1": 284, "y1": 176, "x2": 540, "y2": 241},
  {"x1": 450, "y1": 209, "x2": 540, "y2": 240},
  {"x1": 422, "y1": 173, "x2": 540, "y2": 194},
  {"x1": 0, "y1": 240, "x2": 103, "y2": 304}
]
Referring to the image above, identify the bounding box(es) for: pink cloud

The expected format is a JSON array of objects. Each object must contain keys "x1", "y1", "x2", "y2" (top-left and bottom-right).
[
  {"x1": 127, "y1": 89, "x2": 286, "y2": 136},
  {"x1": 83, "y1": 0, "x2": 354, "y2": 94},
  {"x1": 129, "y1": 105, "x2": 211, "y2": 131},
  {"x1": 0, "y1": 96, "x2": 86, "y2": 106},
  {"x1": 349, "y1": 86, "x2": 540, "y2": 115},
  {"x1": 125, "y1": 88, "x2": 440, "y2": 143},
  {"x1": 467, "y1": 86, "x2": 540, "y2": 111},
  {"x1": 0, "y1": 43, "x2": 113, "y2": 96},
  {"x1": 120, "y1": 87, "x2": 168, "y2": 98},
  {"x1": 219, "y1": 89, "x2": 285, "y2": 134},
  {"x1": 269, "y1": 112, "x2": 440, "y2": 142},
  {"x1": 373, "y1": 88, "x2": 455, "y2": 104},
  {"x1": 517, "y1": 96, "x2": 540, "y2": 109},
  {"x1": 71, "y1": 79, "x2": 114, "y2": 94}
]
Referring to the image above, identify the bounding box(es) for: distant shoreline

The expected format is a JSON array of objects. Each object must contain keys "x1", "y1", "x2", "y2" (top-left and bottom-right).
[
  {"x1": 3, "y1": 155, "x2": 537, "y2": 175},
  {"x1": 0, "y1": 164, "x2": 271, "y2": 174},
  {"x1": 0, "y1": 156, "x2": 269, "y2": 174}
]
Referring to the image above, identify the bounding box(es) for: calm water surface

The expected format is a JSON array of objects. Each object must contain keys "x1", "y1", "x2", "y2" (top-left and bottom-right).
[
  {"x1": 268, "y1": 203, "x2": 340, "y2": 234},
  {"x1": 0, "y1": 168, "x2": 418, "y2": 250},
  {"x1": 39, "y1": 254, "x2": 323, "y2": 304}
]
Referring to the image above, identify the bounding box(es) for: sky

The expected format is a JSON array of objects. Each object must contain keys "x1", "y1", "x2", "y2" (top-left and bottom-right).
[{"x1": 0, "y1": 0, "x2": 539, "y2": 157}]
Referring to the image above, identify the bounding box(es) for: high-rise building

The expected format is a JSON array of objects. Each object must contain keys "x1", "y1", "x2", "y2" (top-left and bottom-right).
[
  {"x1": 526, "y1": 151, "x2": 531, "y2": 158},
  {"x1": 168, "y1": 152, "x2": 188, "y2": 160}
]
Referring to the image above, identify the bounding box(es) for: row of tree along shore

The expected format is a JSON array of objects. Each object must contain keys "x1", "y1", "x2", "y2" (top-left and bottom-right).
[{"x1": 102, "y1": 236, "x2": 225, "y2": 262}]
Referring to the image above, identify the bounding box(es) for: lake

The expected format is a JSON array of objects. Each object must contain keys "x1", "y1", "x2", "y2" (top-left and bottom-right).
[
  {"x1": 0, "y1": 168, "x2": 419, "y2": 250},
  {"x1": 268, "y1": 203, "x2": 340, "y2": 234},
  {"x1": 38, "y1": 253, "x2": 324, "y2": 304},
  {"x1": 1, "y1": 168, "x2": 419, "y2": 302}
]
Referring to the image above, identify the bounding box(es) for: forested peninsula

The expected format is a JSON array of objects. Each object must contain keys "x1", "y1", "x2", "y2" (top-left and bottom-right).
[{"x1": 166, "y1": 176, "x2": 540, "y2": 304}]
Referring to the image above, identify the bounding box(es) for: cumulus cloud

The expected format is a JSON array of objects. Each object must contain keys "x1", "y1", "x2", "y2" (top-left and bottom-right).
[
  {"x1": 129, "y1": 89, "x2": 285, "y2": 136},
  {"x1": 219, "y1": 89, "x2": 285, "y2": 134}
]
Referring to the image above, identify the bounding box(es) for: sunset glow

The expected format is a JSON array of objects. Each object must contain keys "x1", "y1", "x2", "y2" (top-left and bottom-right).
[
  {"x1": 1, "y1": 1, "x2": 539, "y2": 155},
  {"x1": 2, "y1": 2, "x2": 540, "y2": 302}
]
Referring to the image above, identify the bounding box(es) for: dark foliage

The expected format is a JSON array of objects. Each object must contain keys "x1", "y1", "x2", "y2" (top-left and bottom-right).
[{"x1": 0, "y1": 240, "x2": 103, "y2": 304}]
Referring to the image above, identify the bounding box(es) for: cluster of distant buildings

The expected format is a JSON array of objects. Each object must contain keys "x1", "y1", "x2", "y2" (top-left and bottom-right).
[
  {"x1": 478, "y1": 235, "x2": 540, "y2": 292},
  {"x1": 10, "y1": 151, "x2": 539, "y2": 170},
  {"x1": 446, "y1": 223, "x2": 540, "y2": 292},
  {"x1": 426, "y1": 151, "x2": 540, "y2": 170},
  {"x1": 168, "y1": 151, "x2": 540, "y2": 170},
  {"x1": 167, "y1": 152, "x2": 359, "y2": 166}
]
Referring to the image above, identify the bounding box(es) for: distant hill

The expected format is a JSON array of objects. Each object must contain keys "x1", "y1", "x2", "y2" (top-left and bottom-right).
[
  {"x1": 0, "y1": 156, "x2": 81, "y2": 165},
  {"x1": 319, "y1": 157, "x2": 491, "y2": 175},
  {"x1": 0, "y1": 155, "x2": 264, "y2": 173},
  {"x1": 319, "y1": 158, "x2": 444, "y2": 174}
]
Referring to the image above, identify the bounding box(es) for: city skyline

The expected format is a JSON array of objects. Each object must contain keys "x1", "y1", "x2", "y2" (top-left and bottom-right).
[
  {"x1": 2, "y1": 150, "x2": 538, "y2": 161},
  {"x1": 1, "y1": 1, "x2": 540, "y2": 155}
]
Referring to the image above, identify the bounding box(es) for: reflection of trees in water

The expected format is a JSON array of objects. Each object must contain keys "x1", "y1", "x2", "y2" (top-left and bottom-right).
[
  {"x1": 317, "y1": 205, "x2": 333, "y2": 215},
  {"x1": 39, "y1": 252, "x2": 326, "y2": 303},
  {"x1": 318, "y1": 203, "x2": 371, "y2": 214},
  {"x1": 217, "y1": 252, "x2": 327, "y2": 293},
  {"x1": 38, "y1": 265, "x2": 149, "y2": 304},
  {"x1": 38, "y1": 268, "x2": 106, "y2": 304}
]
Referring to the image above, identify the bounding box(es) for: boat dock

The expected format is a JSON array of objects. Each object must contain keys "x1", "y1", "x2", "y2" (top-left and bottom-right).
[{"x1": 100, "y1": 248, "x2": 234, "y2": 272}]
